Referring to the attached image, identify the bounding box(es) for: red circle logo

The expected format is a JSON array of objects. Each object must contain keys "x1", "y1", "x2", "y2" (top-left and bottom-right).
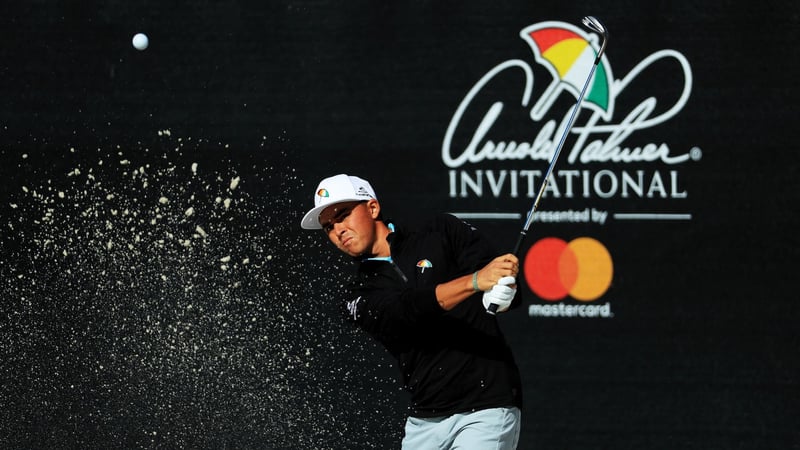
[{"x1": 523, "y1": 237, "x2": 613, "y2": 301}]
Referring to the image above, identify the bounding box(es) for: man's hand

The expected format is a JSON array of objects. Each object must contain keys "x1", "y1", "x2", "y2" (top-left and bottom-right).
[
  {"x1": 482, "y1": 276, "x2": 517, "y2": 313},
  {"x1": 474, "y1": 254, "x2": 519, "y2": 292}
]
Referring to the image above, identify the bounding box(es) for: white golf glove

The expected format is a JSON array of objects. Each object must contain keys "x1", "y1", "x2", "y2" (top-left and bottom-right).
[{"x1": 482, "y1": 276, "x2": 517, "y2": 313}]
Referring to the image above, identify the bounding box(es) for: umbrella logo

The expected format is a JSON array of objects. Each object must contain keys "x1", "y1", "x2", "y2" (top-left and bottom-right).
[
  {"x1": 520, "y1": 21, "x2": 615, "y2": 122},
  {"x1": 416, "y1": 259, "x2": 433, "y2": 273}
]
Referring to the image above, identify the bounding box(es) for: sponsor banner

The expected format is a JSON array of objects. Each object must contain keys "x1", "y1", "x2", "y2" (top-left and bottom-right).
[{"x1": 439, "y1": 19, "x2": 703, "y2": 317}]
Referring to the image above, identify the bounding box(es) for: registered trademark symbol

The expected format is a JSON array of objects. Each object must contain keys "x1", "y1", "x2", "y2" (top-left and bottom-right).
[{"x1": 690, "y1": 147, "x2": 703, "y2": 161}]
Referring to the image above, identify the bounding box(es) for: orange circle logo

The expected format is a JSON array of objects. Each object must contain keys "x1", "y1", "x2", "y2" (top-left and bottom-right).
[{"x1": 523, "y1": 237, "x2": 613, "y2": 301}]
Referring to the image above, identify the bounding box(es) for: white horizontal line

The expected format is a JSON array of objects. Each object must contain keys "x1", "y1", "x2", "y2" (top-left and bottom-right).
[
  {"x1": 613, "y1": 213, "x2": 692, "y2": 220},
  {"x1": 451, "y1": 212, "x2": 522, "y2": 220},
  {"x1": 452, "y1": 211, "x2": 693, "y2": 221}
]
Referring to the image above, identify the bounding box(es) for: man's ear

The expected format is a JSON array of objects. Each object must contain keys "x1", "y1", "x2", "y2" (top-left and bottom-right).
[{"x1": 367, "y1": 199, "x2": 381, "y2": 219}]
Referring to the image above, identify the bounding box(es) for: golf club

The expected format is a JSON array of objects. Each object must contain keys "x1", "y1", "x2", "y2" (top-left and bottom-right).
[{"x1": 487, "y1": 16, "x2": 609, "y2": 315}]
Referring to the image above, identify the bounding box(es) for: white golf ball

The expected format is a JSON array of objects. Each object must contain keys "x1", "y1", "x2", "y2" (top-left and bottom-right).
[{"x1": 132, "y1": 33, "x2": 149, "y2": 51}]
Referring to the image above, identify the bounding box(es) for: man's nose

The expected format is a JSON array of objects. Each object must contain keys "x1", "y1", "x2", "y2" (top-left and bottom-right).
[{"x1": 333, "y1": 221, "x2": 347, "y2": 235}]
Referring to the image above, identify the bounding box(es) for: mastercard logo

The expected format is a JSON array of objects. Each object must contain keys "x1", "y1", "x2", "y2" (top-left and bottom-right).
[{"x1": 523, "y1": 237, "x2": 613, "y2": 301}]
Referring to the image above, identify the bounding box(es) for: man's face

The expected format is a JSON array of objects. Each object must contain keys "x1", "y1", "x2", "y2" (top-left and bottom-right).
[{"x1": 319, "y1": 200, "x2": 377, "y2": 257}]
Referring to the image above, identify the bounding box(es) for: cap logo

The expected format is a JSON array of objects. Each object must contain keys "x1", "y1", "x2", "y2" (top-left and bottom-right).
[{"x1": 317, "y1": 188, "x2": 330, "y2": 198}]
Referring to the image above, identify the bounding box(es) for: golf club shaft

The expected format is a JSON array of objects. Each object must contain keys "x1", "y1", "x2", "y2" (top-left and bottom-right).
[
  {"x1": 487, "y1": 16, "x2": 608, "y2": 315},
  {"x1": 513, "y1": 62, "x2": 600, "y2": 253}
]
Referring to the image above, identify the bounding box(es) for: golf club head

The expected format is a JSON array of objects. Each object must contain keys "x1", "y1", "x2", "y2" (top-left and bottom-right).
[
  {"x1": 581, "y1": 16, "x2": 609, "y2": 60},
  {"x1": 582, "y1": 16, "x2": 607, "y2": 36}
]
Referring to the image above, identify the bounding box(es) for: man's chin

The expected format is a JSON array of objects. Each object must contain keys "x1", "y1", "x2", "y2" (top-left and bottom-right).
[{"x1": 341, "y1": 244, "x2": 361, "y2": 258}]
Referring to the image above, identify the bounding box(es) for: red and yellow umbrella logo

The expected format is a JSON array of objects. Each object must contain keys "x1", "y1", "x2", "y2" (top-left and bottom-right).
[
  {"x1": 520, "y1": 21, "x2": 615, "y2": 121},
  {"x1": 416, "y1": 259, "x2": 433, "y2": 273}
]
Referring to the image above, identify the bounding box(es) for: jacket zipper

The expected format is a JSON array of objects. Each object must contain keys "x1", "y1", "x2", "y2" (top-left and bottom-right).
[{"x1": 390, "y1": 260, "x2": 409, "y2": 283}]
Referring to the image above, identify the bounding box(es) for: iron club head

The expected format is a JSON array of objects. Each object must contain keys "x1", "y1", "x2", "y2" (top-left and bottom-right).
[
  {"x1": 582, "y1": 16, "x2": 607, "y2": 35},
  {"x1": 581, "y1": 16, "x2": 609, "y2": 61}
]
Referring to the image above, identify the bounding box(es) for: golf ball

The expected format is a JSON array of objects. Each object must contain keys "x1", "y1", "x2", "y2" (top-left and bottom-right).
[{"x1": 132, "y1": 33, "x2": 149, "y2": 51}]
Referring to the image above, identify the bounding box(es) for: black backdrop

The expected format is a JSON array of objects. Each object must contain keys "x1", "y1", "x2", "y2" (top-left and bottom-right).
[{"x1": 2, "y1": 1, "x2": 799, "y2": 449}]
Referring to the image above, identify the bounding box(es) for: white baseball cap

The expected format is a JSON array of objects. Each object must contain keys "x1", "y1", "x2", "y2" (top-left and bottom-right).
[{"x1": 300, "y1": 174, "x2": 377, "y2": 230}]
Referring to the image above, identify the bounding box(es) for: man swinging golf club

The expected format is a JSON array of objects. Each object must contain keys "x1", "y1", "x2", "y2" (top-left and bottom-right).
[{"x1": 301, "y1": 174, "x2": 523, "y2": 449}]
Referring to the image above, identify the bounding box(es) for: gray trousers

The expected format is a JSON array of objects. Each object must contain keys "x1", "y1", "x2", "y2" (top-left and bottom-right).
[{"x1": 401, "y1": 407, "x2": 521, "y2": 450}]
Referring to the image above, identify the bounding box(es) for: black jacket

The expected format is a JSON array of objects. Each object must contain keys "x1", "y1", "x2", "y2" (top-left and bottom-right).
[{"x1": 343, "y1": 214, "x2": 523, "y2": 417}]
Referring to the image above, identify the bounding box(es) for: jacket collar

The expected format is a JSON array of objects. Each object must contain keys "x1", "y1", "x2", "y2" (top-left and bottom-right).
[{"x1": 360, "y1": 221, "x2": 399, "y2": 262}]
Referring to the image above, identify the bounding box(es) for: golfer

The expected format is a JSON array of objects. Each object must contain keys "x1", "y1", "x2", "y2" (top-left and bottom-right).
[{"x1": 301, "y1": 174, "x2": 523, "y2": 449}]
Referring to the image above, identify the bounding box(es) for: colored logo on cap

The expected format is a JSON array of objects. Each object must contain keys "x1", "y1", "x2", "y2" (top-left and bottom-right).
[
  {"x1": 416, "y1": 259, "x2": 433, "y2": 273},
  {"x1": 317, "y1": 188, "x2": 330, "y2": 198},
  {"x1": 523, "y1": 237, "x2": 613, "y2": 301}
]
